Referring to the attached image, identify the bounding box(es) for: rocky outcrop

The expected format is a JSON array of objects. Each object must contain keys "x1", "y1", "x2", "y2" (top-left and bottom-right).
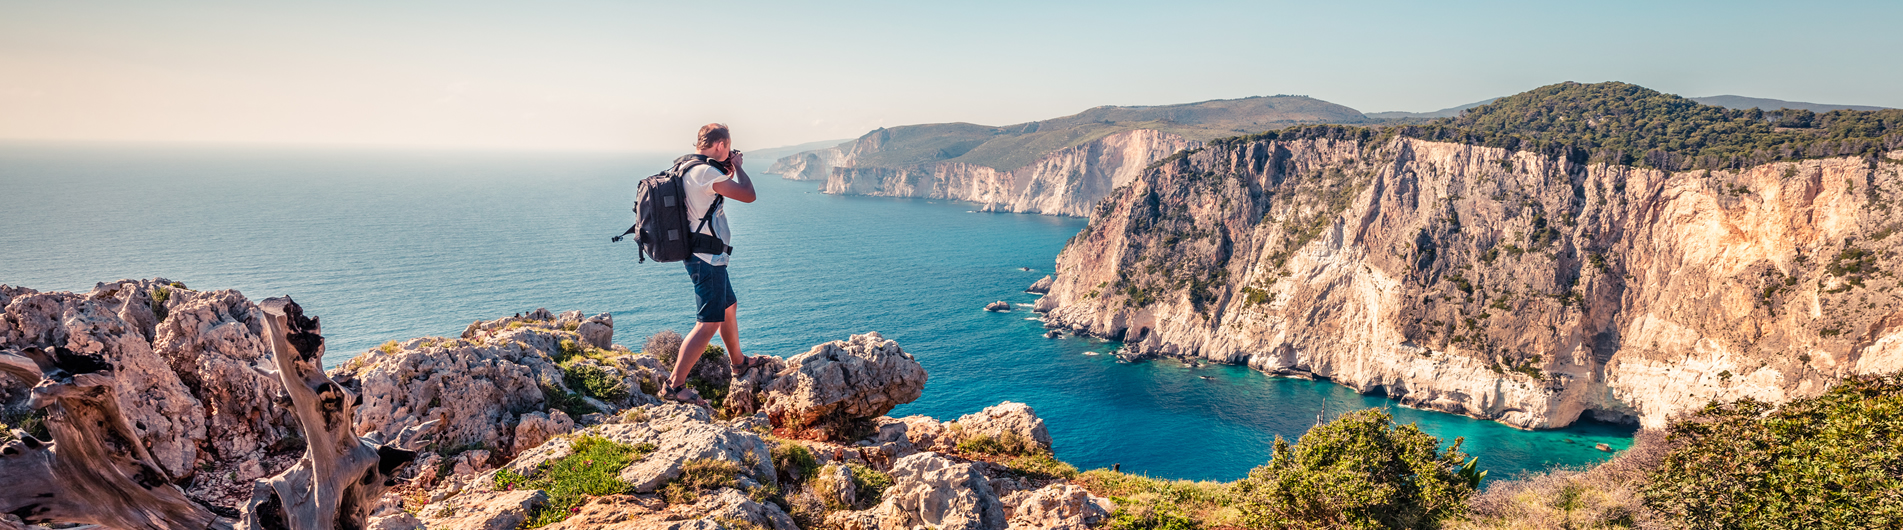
[
  {"x1": 510, "y1": 410, "x2": 575, "y2": 456},
  {"x1": 760, "y1": 332, "x2": 928, "y2": 439},
  {"x1": 817, "y1": 129, "x2": 1197, "y2": 216},
  {"x1": 896, "y1": 402, "x2": 1052, "y2": 454},
  {"x1": 1026, "y1": 276, "x2": 1055, "y2": 294},
  {"x1": 0, "y1": 280, "x2": 298, "y2": 494},
  {"x1": 1001, "y1": 484, "x2": 1114, "y2": 530},
  {"x1": 874, "y1": 452, "x2": 1008, "y2": 530},
  {"x1": 985, "y1": 301, "x2": 1012, "y2": 312},
  {"x1": 332, "y1": 310, "x2": 663, "y2": 457},
  {"x1": 420, "y1": 489, "x2": 548, "y2": 530},
  {"x1": 1044, "y1": 135, "x2": 1903, "y2": 429},
  {"x1": 952, "y1": 402, "x2": 1053, "y2": 451}
]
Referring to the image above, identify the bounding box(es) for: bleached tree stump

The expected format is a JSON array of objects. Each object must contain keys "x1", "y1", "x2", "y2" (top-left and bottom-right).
[
  {"x1": 238, "y1": 296, "x2": 436, "y2": 530},
  {"x1": 0, "y1": 346, "x2": 221, "y2": 529}
]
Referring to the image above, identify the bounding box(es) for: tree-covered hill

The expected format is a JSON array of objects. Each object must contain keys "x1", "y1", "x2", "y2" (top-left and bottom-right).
[
  {"x1": 817, "y1": 95, "x2": 1375, "y2": 173},
  {"x1": 1219, "y1": 82, "x2": 1903, "y2": 171}
]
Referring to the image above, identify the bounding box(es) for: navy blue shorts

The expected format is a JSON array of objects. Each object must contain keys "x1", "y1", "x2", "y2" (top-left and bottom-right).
[{"x1": 685, "y1": 257, "x2": 736, "y2": 323}]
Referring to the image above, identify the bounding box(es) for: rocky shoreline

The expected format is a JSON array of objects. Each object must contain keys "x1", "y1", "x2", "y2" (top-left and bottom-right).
[{"x1": 0, "y1": 280, "x2": 1111, "y2": 529}]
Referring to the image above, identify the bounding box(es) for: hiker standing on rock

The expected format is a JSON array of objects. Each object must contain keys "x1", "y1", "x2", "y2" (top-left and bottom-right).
[{"x1": 665, "y1": 123, "x2": 759, "y2": 404}]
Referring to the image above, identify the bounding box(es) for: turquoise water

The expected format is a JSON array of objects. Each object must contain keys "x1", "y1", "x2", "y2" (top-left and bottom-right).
[{"x1": 0, "y1": 143, "x2": 1634, "y2": 483}]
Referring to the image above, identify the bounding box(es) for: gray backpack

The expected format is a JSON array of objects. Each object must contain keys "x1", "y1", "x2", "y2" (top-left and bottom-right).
[{"x1": 612, "y1": 154, "x2": 731, "y2": 263}]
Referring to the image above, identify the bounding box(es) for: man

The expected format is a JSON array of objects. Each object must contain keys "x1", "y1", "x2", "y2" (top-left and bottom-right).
[{"x1": 664, "y1": 123, "x2": 758, "y2": 404}]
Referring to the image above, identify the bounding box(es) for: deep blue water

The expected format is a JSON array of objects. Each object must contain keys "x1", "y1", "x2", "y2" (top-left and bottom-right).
[{"x1": 0, "y1": 143, "x2": 1634, "y2": 483}]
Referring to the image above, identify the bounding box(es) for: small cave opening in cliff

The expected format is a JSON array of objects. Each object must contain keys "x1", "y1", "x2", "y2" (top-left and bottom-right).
[{"x1": 1582, "y1": 408, "x2": 1641, "y2": 425}]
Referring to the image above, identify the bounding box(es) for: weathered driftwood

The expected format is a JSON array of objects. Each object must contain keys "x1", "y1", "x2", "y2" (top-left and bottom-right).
[
  {"x1": 0, "y1": 346, "x2": 221, "y2": 529},
  {"x1": 238, "y1": 296, "x2": 436, "y2": 530}
]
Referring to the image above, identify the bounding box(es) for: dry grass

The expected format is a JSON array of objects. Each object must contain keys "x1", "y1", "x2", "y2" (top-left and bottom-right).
[{"x1": 1454, "y1": 430, "x2": 1674, "y2": 530}]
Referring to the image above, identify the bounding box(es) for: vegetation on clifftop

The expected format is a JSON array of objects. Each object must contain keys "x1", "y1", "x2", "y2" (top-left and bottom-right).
[
  {"x1": 1208, "y1": 82, "x2": 1903, "y2": 171},
  {"x1": 1062, "y1": 373, "x2": 1903, "y2": 528}
]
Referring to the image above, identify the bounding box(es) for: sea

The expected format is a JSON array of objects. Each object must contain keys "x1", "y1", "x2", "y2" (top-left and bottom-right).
[{"x1": 0, "y1": 142, "x2": 1635, "y2": 483}]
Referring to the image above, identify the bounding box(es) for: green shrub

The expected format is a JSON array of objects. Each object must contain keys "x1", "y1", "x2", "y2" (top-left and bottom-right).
[
  {"x1": 662, "y1": 458, "x2": 743, "y2": 504},
  {"x1": 771, "y1": 441, "x2": 819, "y2": 483},
  {"x1": 1230, "y1": 409, "x2": 1476, "y2": 529},
  {"x1": 539, "y1": 384, "x2": 599, "y2": 418},
  {"x1": 1108, "y1": 503, "x2": 1204, "y2": 530},
  {"x1": 491, "y1": 435, "x2": 654, "y2": 527},
  {"x1": 1076, "y1": 470, "x2": 1235, "y2": 528},
  {"x1": 560, "y1": 361, "x2": 629, "y2": 402},
  {"x1": 149, "y1": 286, "x2": 171, "y2": 321},
  {"x1": 1003, "y1": 452, "x2": 1080, "y2": 480},
  {"x1": 956, "y1": 431, "x2": 1041, "y2": 457},
  {"x1": 844, "y1": 463, "x2": 894, "y2": 506},
  {"x1": 0, "y1": 409, "x2": 47, "y2": 442},
  {"x1": 1644, "y1": 373, "x2": 1903, "y2": 528}
]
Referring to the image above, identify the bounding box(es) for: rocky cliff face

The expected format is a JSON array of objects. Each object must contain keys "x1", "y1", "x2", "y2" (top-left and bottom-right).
[
  {"x1": 0, "y1": 279, "x2": 298, "y2": 498},
  {"x1": 815, "y1": 129, "x2": 1196, "y2": 217},
  {"x1": 767, "y1": 145, "x2": 848, "y2": 181},
  {"x1": 1040, "y1": 137, "x2": 1903, "y2": 429}
]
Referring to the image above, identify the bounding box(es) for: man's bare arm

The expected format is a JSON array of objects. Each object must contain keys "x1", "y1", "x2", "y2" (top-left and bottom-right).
[{"x1": 712, "y1": 150, "x2": 757, "y2": 203}]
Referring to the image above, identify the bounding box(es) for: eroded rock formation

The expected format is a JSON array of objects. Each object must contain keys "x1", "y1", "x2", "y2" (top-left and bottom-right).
[
  {"x1": 760, "y1": 332, "x2": 928, "y2": 440},
  {"x1": 0, "y1": 279, "x2": 299, "y2": 504},
  {"x1": 1042, "y1": 136, "x2": 1903, "y2": 429}
]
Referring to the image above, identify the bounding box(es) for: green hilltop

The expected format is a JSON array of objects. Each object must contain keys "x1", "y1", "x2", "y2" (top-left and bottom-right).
[
  {"x1": 1215, "y1": 81, "x2": 1903, "y2": 171},
  {"x1": 834, "y1": 95, "x2": 1373, "y2": 172}
]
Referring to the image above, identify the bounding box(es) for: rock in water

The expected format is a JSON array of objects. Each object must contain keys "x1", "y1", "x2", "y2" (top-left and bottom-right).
[
  {"x1": 1025, "y1": 275, "x2": 1054, "y2": 294},
  {"x1": 874, "y1": 452, "x2": 1008, "y2": 530},
  {"x1": 1032, "y1": 295, "x2": 1058, "y2": 313},
  {"x1": 984, "y1": 301, "x2": 1011, "y2": 312},
  {"x1": 760, "y1": 332, "x2": 927, "y2": 440}
]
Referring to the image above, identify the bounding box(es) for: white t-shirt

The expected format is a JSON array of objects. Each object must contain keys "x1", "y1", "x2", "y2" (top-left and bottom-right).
[{"x1": 682, "y1": 163, "x2": 732, "y2": 266}]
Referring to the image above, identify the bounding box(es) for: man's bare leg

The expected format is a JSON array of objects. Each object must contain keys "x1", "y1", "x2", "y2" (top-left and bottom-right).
[
  {"x1": 719, "y1": 303, "x2": 744, "y2": 367},
  {"x1": 669, "y1": 320, "x2": 722, "y2": 390}
]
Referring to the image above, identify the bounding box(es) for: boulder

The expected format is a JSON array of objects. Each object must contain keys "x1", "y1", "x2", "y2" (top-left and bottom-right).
[
  {"x1": 578, "y1": 313, "x2": 615, "y2": 350},
  {"x1": 694, "y1": 488, "x2": 800, "y2": 530},
  {"x1": 616, "y1": 420, "x2": 776, "y2": 492},
  {"x1": 336, "y1": 336, "x2": 561, "y2": 456},
  {"x1": 512, "y1": 410, "x2": 576, "y2": 455},
  {"x1": 951, "y1": 402, "x2": 1053, "y2": 453},
  {"x1": 984, "y1": 301, "x2": 1012, "y2": 312},
  {"x1": 539, "y1": 489, "x2": 794, "y2": 530},
  {"x1": 1001, "y1": 484, "x2": 1114, "y2": 530},
  {"x1": 761, "y1": 332, "x2": 926, "y2": 440},
  {"x1": 365, "y1": 512, "x2": 427, "y2": 530},
  {"x1": 538, "y1": 495, "x2": 667, "y2": 529},
  {"x1": 1025, "y1": 275, "x2": 1054, "y2": 295},
  {"x1": 874, "y1": 452, "x2": 1008, "y2": 530},
  {"x1": 334, "y1": 313, "x2": 659, "y2": 457},
  {"x1": 419, "y1": 489, "x2": 548, "y2": 530}
]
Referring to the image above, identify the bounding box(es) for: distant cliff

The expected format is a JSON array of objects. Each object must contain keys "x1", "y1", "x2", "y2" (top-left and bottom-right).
[
  {"x1": 820, "y1": 129, "x2": 1195, "y2": 216},
  {"x1": 1037, "y1": 83, "x2": 1903, "y2": 430},
  {"x1": 766, "y1": 95, "x2": 1376, "y2": 215}
]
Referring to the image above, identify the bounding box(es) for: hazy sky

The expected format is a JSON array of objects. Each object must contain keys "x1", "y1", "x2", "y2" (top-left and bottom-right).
[{"x1": 3, "y1": 0, "x2": 1898, "y2": 152}]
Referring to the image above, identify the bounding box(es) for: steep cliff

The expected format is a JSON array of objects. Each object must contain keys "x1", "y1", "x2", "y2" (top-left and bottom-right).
[
  {"x1": 1039, "y1": 134, "x2": 1903, "y2": 430},
  {"x1": 820, "y1": 129, "x2": 1195, "y2": 217}
]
